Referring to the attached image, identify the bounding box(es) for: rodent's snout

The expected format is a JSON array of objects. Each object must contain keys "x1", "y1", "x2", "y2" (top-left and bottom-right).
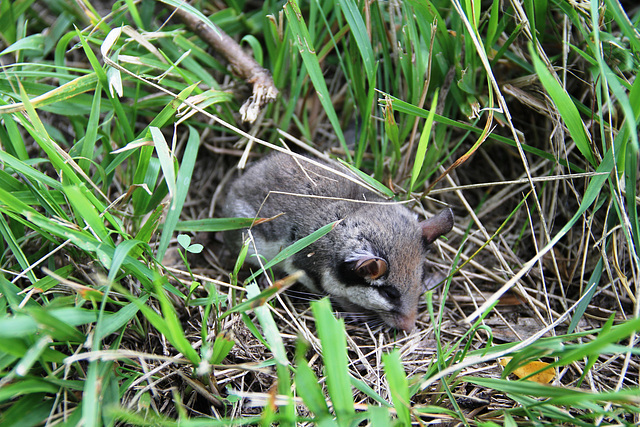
[{"x1": 391, "y1": 310, "x2": 417, "y2": 332}]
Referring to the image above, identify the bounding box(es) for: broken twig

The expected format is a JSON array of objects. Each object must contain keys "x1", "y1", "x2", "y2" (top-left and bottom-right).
[{"x1": 170, "y1": 5, "x2": 279, "y2": 123}]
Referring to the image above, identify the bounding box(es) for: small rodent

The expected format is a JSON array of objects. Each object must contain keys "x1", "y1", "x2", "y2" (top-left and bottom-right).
[{"x1": 222, "y1": 152, "x2": 453, "y2": 331}]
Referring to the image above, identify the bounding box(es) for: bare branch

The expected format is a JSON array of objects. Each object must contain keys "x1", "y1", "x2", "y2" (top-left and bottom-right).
[{"x1": 170, "y1": 5, "x2": 279, "y2": 123}]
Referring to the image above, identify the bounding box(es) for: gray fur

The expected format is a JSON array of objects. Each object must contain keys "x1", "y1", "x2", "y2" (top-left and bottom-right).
[{"x1": 222, "y1": 152, "x2": 453, "y2": 331}]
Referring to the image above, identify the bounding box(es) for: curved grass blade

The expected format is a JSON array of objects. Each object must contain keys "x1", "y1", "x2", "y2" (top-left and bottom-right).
[
  {"x1": 246, "y1": 283, "x2": 295, "y2": 423},
  {"x1": 337, "y1": 0, "x2": 375, "y2": 83},
  {"x1": 244, "y1": 220, "x2": 339, "y2": 284},
  {"x1": 295, "y1": 342, "x2": 333, "y2": 422},
  {"x1": 157, "y1": 125, "x2": 200, "y2": 260},
  {"x1": 529, "y1": 44, "x2": 596, "y2": 166},
  {"x1": 284, "y1": 1, "x2": 350, "y2": 162},
  {"x1": 0, "y1": 73, "x2": 98, "y2": 114},
  {"x1": 382, "y1": 350, "x2": 411, "y2": 425},
  {"x1": 311, "y1": 298, "x2": 355, "y2": 423},
  {"x1": 174, "y1": 217, "x2": 259, "y2": 232},
  {"x1": 410, "y1": 89, "x2": 438, "y2": 191},
  {"x1": 336, "y1": 159, "x2": 395, "y2": 198}
]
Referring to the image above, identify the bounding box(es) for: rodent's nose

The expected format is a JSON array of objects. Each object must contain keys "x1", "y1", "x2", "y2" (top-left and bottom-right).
[{"x1": 395, "y1": 312, "x2": 417, "y2": 332}]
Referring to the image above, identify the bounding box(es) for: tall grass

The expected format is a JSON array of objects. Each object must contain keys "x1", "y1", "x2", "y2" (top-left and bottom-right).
[{"x1": 0, "y1": 0, "x2": 638, "y2": 425}]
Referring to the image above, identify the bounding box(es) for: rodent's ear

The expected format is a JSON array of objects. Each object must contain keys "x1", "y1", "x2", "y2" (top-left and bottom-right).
[
  {"x1": 421, "y1": 208, "x2": 454, "y2": 245},
  {"x1": 353, "y1": 257, "x2": 388, "y2": 280}
]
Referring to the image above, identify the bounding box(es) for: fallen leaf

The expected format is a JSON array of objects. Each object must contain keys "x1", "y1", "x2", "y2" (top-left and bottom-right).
[{"x1": 499, "y1": 357, "x2": 555, "y2": 384}]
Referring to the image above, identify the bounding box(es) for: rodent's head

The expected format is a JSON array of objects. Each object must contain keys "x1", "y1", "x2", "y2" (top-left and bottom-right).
[{"x1": 319, "y1": 206, "x2": 454, "y2": 332}]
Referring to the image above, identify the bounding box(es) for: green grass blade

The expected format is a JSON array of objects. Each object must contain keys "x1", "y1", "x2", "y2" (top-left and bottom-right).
[
  {"x1": 0, "y1": 109, "x2": 28, "y2": 159},
  {"x1": 150, "y1": 126, "x2": 177, "y2": 200},
  {"x1": 350, "y1": 376, "x2": 390, "y2": 406},
  {"x1": 0, "y1": 73, "x2": 98, "y2": 115},
  {"x1": 174, "y1": 217, "x2": 259, "y2": 232},
  {"x1": 131, "y1": 146, "x2": 157, "y2": 215},
  {"x1": 387, "y1": 94, "x2": 584, "y2": 172},
  {"x1": 246, "y1": 284, "x2": 288, "y2": 367},
  {"x1": 75, "y1": 28, "x2": 133, "y2": 141},
  {"x1": 555, "y1": 316, "x2": 640, "y2": 368},
  {"x1": 23, "y1": 306, "x2": 86, "y2": 342},
  {"x1": 18, "y1": 85, "x2": 83, "y2": 186},
  {"x1": 108, "y1": 239, "x2": 147, "y2": 282},
  {"x1": 0, "y1": 394, "x2": 54, "y2": 426},
  {"x1": 626, "y1": 140, "x2": 639, "y2": 257},
  {"x1": 209, "y1": 331, "x2": 235, "y2": 364},
  {"x1": 465, "y1": 143, "x2": 616, "y2": 322},
  {"x1": 12, "y1": 335, "x2": 52, "y2": 378},
  {"x1": 246, "y1": 283, "x2": 294, "y2": 423},
  {"x1": 0, "y1": 33, "x2": 43, "y2": 56},
  {"x1": 284, "y1": 1, "x2": 350, "y2": 162},
  {"x1": 336, "y1": 160, "x2": 395, "y2": 198},
  {"x1": 0, "y1": 0, "x2": 17, "y2": 45},
  {"x1": 311, "y1": 298, "x2": 355, "y2": 422},
  {"x1": 222, "y1": 279, "x2": 287, "y2": 317},
  {"x1": 0, "y1": 307, "x2": 97, "y2": 339},
  {"x1": 529, "y1": 44, "x2": 596, "y2": 166},
  {"x1": 467, "y1": 375, "x2": 640, "y2": 407},
  {"x1": 381, "y1": 350, "x2": 411, "y2": 425},
  {"x1": 367, "y1": 405, "x2": 392, "y2": 427},
  {"x1": 0, "y1": 215, "x2": 37, "y2": 284},
  {"x1": 244, "y1": 220, "x2": 338, "y2": 284},
  {"x1": 27, "y1": 265, "x2": 75, "y2": 294},
  {"x1": 151, "y1": 276, "x2": 201, "y2": 364},
  {"x1": 336, "y1": 0, "x2": 375, "y2": 84},
  {"x1": 602, "y1": 0, "x2": 640, "y2": 55},
  {"x1": 567, "y1": 258, "x2": 602, "y2": 334},
  {"x1": 135, "y1": 202, "x2": 165, "y2": 245},
  {"x1": 62, "y1": 185, "x2": 114, "y2": 246},
  {"x1": 294, "y1": 342, "x2": 333, "y2": 422},
  {"x1": 94, "y1": 299, "x2": 146, "y2": 343},
  {"x1": 0, "y1": 151, "x2": 60, "y2": 189},
  {"x1": 157, "y1": 125, "x2": 200, "y2": 260},
  {"x1": 117, "y1": 278, "x2": 200, "y2": 364},
  {"x1": 81, "y1": 360, "x2": 101, "y2": 426},
  {"x1": 410, "y1": 89, "x2": 438, "y2": 191},
  {"x1": 78, "y1": 82, "x2": 102, "y2": 173},
  {"x1": 157, "y1": 0, "x2": 221, "y2": 37},
  {"x1": 0, "y1": 379, "x2": 59, "y2": 403}
]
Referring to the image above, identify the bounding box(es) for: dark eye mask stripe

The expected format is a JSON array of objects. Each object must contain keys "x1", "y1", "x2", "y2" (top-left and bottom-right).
[{"x1": 336, "y1": 262, "x2": 370, "y2": 287}]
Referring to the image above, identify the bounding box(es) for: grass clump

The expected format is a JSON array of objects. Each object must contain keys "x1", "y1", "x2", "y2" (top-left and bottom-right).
[{"x1": 0, "y1": 0, "x2": 639, "y2": 425}]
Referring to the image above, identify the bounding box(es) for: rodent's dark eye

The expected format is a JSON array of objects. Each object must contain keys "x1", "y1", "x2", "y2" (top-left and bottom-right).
[{"x1": 378, "y1": 286, "x2": 400, "y2": 301}]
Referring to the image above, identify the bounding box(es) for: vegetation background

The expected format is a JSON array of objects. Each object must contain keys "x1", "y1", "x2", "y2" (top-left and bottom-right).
[{"x1": 0, "y1": 0, "x2": 639, "y2": 425}]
